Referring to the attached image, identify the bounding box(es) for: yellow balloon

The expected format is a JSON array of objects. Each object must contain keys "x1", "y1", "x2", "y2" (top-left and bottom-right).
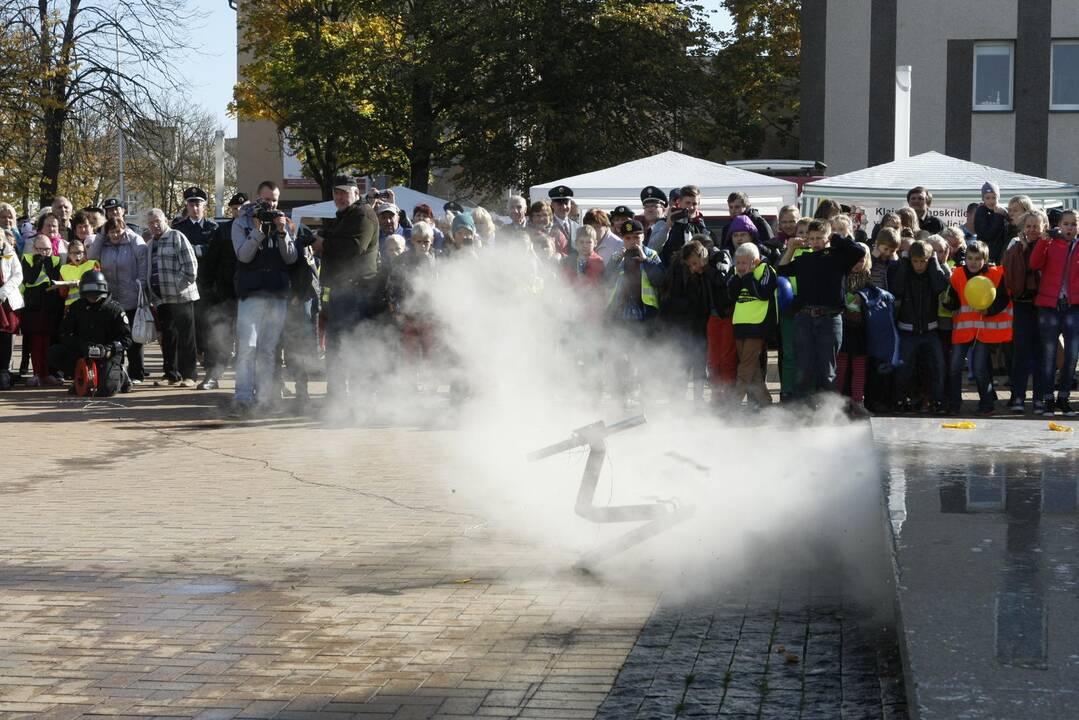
[{"x1": 965, "y1": 274, "x2": 996, "y2": 311}]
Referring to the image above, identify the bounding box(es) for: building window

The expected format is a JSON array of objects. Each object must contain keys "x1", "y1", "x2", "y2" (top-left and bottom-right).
[
  {"x1": 973, "y1": 43, "x2": 1013, "y2": 111},
  {"x1": 1051, "y1": 41, "x2": 1079, "y2": 110}
]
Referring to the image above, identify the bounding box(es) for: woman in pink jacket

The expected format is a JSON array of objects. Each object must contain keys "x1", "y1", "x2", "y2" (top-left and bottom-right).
[{"x1": 1029, "y1": 209, "x2": 1079, "y2": 416}]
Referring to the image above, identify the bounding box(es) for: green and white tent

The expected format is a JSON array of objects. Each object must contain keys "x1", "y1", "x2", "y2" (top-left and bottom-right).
[{"x1": 800, "y1": 151, "x2": 1079, "y2": 224}]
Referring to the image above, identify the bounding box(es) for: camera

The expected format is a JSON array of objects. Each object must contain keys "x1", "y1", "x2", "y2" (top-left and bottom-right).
[
  {"x1": 87, "y1": 344, "x2": 107, "y2": 359},
  {"x1": 252, "y1": 200, "x2": 285, "y2": 224},
  {"x1": 1049, "y1": 227, "x2": 1064, "y2": 239}
]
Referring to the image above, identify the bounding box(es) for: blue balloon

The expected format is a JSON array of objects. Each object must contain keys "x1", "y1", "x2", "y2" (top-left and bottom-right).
[{"x1": 777, "y1": 275, "x2": 795, "y2": 312}]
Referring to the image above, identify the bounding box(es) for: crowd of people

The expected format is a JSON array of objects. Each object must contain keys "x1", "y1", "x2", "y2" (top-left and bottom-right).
[{"x1": 0, "y1": 176, "x2": 1077, "y2": 420}]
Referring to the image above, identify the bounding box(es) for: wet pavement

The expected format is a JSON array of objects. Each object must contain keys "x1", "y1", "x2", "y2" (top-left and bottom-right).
[{"x1": 874, "y1": 417, "x2": 1079, "y2": 719}]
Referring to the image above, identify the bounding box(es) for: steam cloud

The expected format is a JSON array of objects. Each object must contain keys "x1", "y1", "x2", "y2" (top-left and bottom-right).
[{"x1": 335, "y1": 244, "x2": 887, "y2": 601}]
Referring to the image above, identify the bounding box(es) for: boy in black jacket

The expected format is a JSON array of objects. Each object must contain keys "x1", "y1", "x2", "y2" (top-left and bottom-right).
[
  {"x1": 889, "y1": 240, "x2": 950, "y2": 413},
  {"x1": 778, "y1": 219, "x2": 869, "y2": 400}
]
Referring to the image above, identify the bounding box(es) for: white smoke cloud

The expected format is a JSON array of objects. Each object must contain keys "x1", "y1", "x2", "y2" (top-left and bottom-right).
[{"x1": 334, "y1": 244, "x2": 888, "y2": 603}]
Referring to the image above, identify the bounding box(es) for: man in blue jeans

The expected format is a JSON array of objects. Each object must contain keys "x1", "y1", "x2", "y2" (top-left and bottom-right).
[
  {"x1": 230, "y1": 181, "x2": 297, "y2": 416},
  {"x1": 778, "y1": 218, "x2": 869, "y2": 402}
]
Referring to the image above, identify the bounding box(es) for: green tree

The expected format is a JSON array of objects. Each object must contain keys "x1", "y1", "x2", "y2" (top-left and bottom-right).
[
  {"x1": 234, "y1": 0, "x2": 714, "y2": 197},
  {"x1": 685, "y1": 0, "x2": 800, "y2": 161}
]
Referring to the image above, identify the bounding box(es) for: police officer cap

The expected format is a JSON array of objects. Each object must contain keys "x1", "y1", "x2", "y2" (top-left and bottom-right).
[
  {"x1": 228, "y1": 192, "x2": 248, "y2": 207},
  {"x1": 102, "y1": 197, "x2": 124, "y2": 211},
  {"x1": 332, "y1": 174, "x2": 357, "y2": 189},
  {"x1": 548, "y1": 185, "x2": 574, "y2": 201},
  {"x1": 443, "y1": 201, "x2": 465, "y2": 213},
  {"x1": 79, "y1": 269, "x2": 109, "y2": 299},
  {"x1": 183, "y1": 186, "x2": 208, "y2": 203},
  {"x1": 611, "y1": 205, "x2": 635, "y2": 219},
  {"x1": 620, "y1": 219, "x2": 645, "y2": 235},
  {"x1": 640, "y1": 186, "x2": 668, "y2": 206}
]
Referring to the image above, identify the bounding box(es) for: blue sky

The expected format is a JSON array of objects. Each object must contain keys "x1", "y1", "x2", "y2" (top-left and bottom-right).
[{"x1": 189, "y1": 0, "x2": 732, "y2": 138}]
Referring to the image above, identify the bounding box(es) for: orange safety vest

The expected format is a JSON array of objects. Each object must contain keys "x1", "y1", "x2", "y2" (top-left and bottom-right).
[{"x1": 951, "y1": 265, "x2": 1013, "y2": 344}]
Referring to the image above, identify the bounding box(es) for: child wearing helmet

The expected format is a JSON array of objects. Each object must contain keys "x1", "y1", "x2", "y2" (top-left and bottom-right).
[{"x1": 48, "y1": 270, "x2": 133, "y2": 396}]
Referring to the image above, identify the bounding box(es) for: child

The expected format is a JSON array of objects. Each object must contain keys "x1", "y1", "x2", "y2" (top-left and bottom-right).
[
  {"x1": 57, "y1": 238, "x2": 100, "y2": 307},
  {"x1": 704, "y1": 235, "x2": 737, "y2": 405},
  {"x1": 608, "y1": 219, "x2": 665, "y2": 405},
  {"x1": 944, "y1": 240, "x2": 1012, "y2": 415},
  {"x1": 564, "y1": 225, "x2": 605, "y2": 285},
  {"x1": 18, "y1": 234, "x2": 64, "y2": 385},
  {"x1": 1002, "y1": 210, "x2": 1047, "y2": 413},
  {"x1": 778, "y1": 219, "x2": 869, "y2": 400},
  {"x1": 727, "y1": 242, "x2": 777, "y2": 407},
  {"x1": 836, "y1": 251, "x2": 874, "y2": 416},
  {"x1": 870, "y1": 227, "x2": 900, "y2": 292},
  {"x1": 659, "y1": 240, "x2": 711, "y2": 402},
  {"x1": 728, "y1": 215, "x2": 779, "y2": 266},
  {"x1": 1029, "y1": 209, "x2": 1079, "y2": 416},
  {"x1": 890, "y1": 240, "x2": 949, "y2": 414}
]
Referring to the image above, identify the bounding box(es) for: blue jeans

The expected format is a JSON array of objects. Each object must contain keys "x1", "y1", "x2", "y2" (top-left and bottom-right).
[
  {"x1": 235, "y1": 295, "x2": 287, "y2": 405},
  {"x1": 1010, "y1": 302, "x2": 1044, "y2": 403},
  {"x1": 793, "y1": 312, "x2": 842, "y2": 398},
  {"x1": 1038, "y1": 305, "x2": 1079, "y2": 401},
  {"x1": 325, "y1": 287, "x2": 375, "y2": 399},
  {"x1": 949, "y1": 341, "x2": 996, "y2": 411},
  {"x1": 896, "y1": 331, "x2": 944, "y2": 403}
]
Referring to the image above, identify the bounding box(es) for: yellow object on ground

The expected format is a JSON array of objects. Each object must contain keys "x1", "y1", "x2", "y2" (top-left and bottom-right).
[
  {"x1": 941, "y1": 422, "x2": 977, "y2": 430},
  {"x1": 1049, "y1": 421, "x2": 1073, "y2": 432}
]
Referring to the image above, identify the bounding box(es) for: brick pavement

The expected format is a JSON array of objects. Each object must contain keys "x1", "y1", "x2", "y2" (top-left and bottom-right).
[
  {"x1": 0, "y1": 376, "x2": 661, "y2": 719},
  {"x1": 1, "y1": 341, "x2": 906, "y2": 720}
]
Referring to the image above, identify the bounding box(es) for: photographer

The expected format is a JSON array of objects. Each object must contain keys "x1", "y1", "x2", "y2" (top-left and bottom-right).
[
  {"x1": 229, "y1": 181, "x2": 297, "y2": 416},
  {"x1": 49, "y1": 270, "x2": 132, "y2": 396},
  {"x1": 659, "y1": 185, "x2": 708, "y2": 267}
]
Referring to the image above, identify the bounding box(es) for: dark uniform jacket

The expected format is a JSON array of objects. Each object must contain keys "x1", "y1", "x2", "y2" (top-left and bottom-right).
[
  {"x1": 888, "y1": 256, "x2": 950, "y2": 334},
  {"x1": 974, "y1": 205, "x2": 1010, "y2": 264},
  {"x1": 320, "y1": 200, "x2": 380, "y2": 294},
  {"x1": 172, "y1": 216, "x2": 220, "y2": 291},
  {"x1": 58, "y1": 297, "x2": 133, "y2": 357},
  {"x1": 203, "y1": 219, "x2": 239, "y2": 303}
]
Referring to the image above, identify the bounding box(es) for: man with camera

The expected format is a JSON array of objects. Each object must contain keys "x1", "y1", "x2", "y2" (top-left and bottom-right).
[
  {"x1": 314, "y1": 175, "x2": 379, "y2": 407},
  {"x1": 48, "y1": 270, "x2": 133, "y2": 397},
  {"x1": 229, "y1": 181, "x2": 297, "y2": 415}
]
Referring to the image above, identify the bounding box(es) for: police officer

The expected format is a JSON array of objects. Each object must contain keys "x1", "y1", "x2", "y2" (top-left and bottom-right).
[
  {"x1": 48, "y1": 270, "x2": 133, "y2": 396},
  {"x1": 195, "y1": 192, "x2": 246, "y2": 390},
  {"x1": 639, "y1": 186, "x2": 667, "y2": 239},
  {"x1": 548, "y1": 186, "x2": 580, "y2": 245}
]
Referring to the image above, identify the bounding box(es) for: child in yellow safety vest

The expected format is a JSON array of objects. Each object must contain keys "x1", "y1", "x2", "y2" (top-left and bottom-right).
[
  {"x1": 726, "y1": 242, "x2": 777, "y2": 408},
  {"x1": 942, "y1": 240, "x2": 1013, "y2": 415},
  {"x1": 57, "y1": 239, "x2": 100, "y2": 308}
]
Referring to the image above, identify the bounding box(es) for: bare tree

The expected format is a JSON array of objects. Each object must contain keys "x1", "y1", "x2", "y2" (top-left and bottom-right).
[{"x1": 0, "y1": 0, "x2": 196, "y2": 204}]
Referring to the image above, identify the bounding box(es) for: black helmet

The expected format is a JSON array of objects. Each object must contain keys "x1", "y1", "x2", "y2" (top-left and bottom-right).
[{"x1": 79, "y1": 270, "x2": 108, "y2": 300}]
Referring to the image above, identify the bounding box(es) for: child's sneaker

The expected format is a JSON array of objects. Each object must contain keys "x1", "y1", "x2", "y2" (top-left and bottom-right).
[
  {"x1": 976, "y1": 404, "x2": 995, "y2": 416},
  {"x1": 1040, "y1": 398, "x2": 1056, "y2": 416},
  {"x1": 1006, "y1": 399, "x2": 1025, "y2": 414},
  {"x1": 930, "y1": 401, "x2": 946, "y2": 415},
  {"x1": 1057, "y1": 398, "x2": 1077, "y2": 417},
  {"x1": 893, "y1": 399, "x2": 912, "y2": 415}
]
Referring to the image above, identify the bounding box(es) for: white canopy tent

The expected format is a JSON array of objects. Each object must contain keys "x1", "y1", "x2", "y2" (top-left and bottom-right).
[
  {"x1": 530, "y1": 151, "x2": 799, "y2": 217},
  {"x1": 290, "y1": 185, "x2": 460, "y2": 223},
  {"x1": 800, "y1": 151, "x2": 1079, "y2": 224}
]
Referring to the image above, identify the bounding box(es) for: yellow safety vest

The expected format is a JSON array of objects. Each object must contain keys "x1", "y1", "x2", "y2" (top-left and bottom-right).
[
  {"x1": 937, "y1": 259, "x2": 956, "y2": 319},
  {"x1": 608, "y1": 264, "x2": 660, "y2": 310},
  {"x1": 20, "y1": 253, "x2": 60, "y2": 292},
  {"x1": 733, "y1": 263, "x2": 775, "y2": 325},
  {"x1": 59, "y1": 260, "x2": 100, "y2": 305}
]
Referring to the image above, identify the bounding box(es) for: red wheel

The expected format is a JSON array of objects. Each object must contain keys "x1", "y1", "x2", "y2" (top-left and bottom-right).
[{"x1": 74, "y1": 358, "x2": 98, "y2": 397}]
